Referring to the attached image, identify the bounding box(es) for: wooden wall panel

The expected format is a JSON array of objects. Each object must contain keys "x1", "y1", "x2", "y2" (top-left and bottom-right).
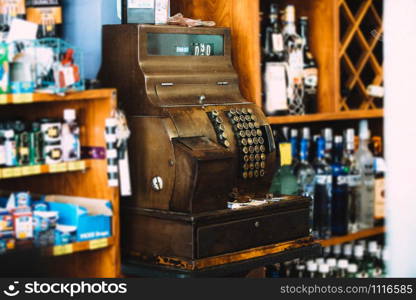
[{"x1": 171, "y1": 0, "x2": 262, "y2": 106}]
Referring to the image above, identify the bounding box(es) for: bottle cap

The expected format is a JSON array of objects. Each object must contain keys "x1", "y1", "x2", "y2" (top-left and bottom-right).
[
  {"x1": 334, "y1": 135, "x2": 343, "y2": 144},
  {"x1": 359, "y1": 120, "x2": 370, "y2": 139},
  {"x1": 338, "y1": 259, "x2": 349, "y2": 269},
  {"x1": 302, "y1": 127, "x2": 311, "y2": 140},
  {"x1": 348, "y1": 263, "x2": 358, "y2": 273},
  {"x1": 368, "y1": 241, "x2": 378, "y2": 253},
  {"x1": 344, "y1": 243, "x2": 353, "y2": 256},
  {"x1": 296, "y1": 264, "x2": 306, "y2": 271},
  {"x1": 345, "y1": 129, "x2": 355, "y2": 149},
  {"x1": 316, "y1": 257, "x2": 325, "y2": 265},
  {"x1": 323, "y1": 246, "x2": 331, "y2": 255},
  {"x1": 333, "y1": 244, "x2": 342, "y2": 255},
  {"x1": 64, "y1": 109, "x2": 76, "y2": 121},
  {"x1": 319, "y1": 263, "x2": 329, "y2": 273},
  {"x1": 290, "y1": 128, "x2": 298, "y2": 138},
  {"x1": 327, "y1": 258, "x2": 337, "y2": 268},
  {"x1": 323, "y1": 128, "x2": 333, "y2": 143},
  {"x1": 307, "y1": 262, "x2": 318, "y2": 272},
  {"x1": 354, "y1": 245, "x2": 364, "y2": 258}
]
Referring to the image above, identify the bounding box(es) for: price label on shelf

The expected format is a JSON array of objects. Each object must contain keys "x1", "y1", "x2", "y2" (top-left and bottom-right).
[
  {"x1": 0, "y1": 94, "x2": 7, "y2": 104},
  {"x1": 68, "y1": 161, "x2": 86, "y2": 171},
  {"x1": 49, "y1": 163, "x2": 68, "y2": 173},
  {"x1": 2, "y1": 167, "x2": 21, "y2": 178},
  {"x1": 53, "y1": 244, "x2": 74, "y2": 256},
  {"x1": 89, "y1": 238, "x2": 109, "y2": 250},
  {"x1": 12, "y1": 93, "x2": 34, "y2": 104},
  {"x1": 21, "y1": 165, "x2": 42, "y2": 176}
]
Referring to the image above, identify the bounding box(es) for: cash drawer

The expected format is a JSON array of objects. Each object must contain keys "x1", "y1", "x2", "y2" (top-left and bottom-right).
[{"x1": 196, "y1": 208, "x2": 309, "y2": 258}]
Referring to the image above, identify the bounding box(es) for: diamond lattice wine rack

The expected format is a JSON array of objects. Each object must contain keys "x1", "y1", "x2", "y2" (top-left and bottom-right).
[{"x1": 339, "y1": 0, "x2": 383, "y2": 111}]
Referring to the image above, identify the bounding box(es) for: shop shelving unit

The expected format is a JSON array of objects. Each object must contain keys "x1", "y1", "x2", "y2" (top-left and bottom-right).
[
  {"x1": 171, "y1": 0, "x2": 385, "y2": 245},
  {"x1": 0, "y1": 89, "x2": 120, "y2": 278}
]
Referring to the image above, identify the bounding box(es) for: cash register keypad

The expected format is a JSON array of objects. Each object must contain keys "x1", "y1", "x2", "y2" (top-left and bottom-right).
[
  {"x1": 207, "y1": 111, "x2": 231, "y2": 148},
  {"x1": 226, "y1": 108, "x2": 266, "y2": 180}
]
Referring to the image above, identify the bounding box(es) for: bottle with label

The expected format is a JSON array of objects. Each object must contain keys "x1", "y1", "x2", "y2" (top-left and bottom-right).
[
  {"x1": 337, "y1": 259, "x2": 349, "y2": 278},
  {"x1": 14, "y1": 120, "x2": 30, "y2": 166},
  {"x1": 62, "y1": 109, "x2": 81, "y2": 161},
  {"x1": 322, "y1": 128, "x2": 333, "y2": 164},
  {"x1": 4, "y1": 129, "x2": 17, "y2": 167},
  {"x1": 343, "y1": 129, "x2": 361, "y2": 233},
  {"x1": 306, "y1": 261, "x2": 318, "y2": 278},
  {"x1": 331, "y1": 136, "x2": 349, "y2": 236},
  {"x1": 299, "y1": 16, "x2": 318, "y2": 114},
  {"x1": 263, "y1": 3, "x2": 289, "y2": 116},
  {"x1": 355, "y1": 120, "x2": 375, "y2": 230},
  {"x1": 26, "y1": 0, "x2": 62, "y2": 38},
  {"x1": 295, "y1": 138, "x2": 315, "y2": 229},
  {"x1": 290, "y1": 128, "x2": 299, "y2": 167},
  {"x1": 40, "y1": 118, "x2": 63, "y2": 165},
  {"x1": 312, "y1": 136, "x2": 332, "y2": 239},
  {"x1": 269, "y1": 142, "x2": 298, "y2": 196},
  {"x1": 282, "y1": 5, "x2": 305, "y2": 115},
  {"x1": 352, "y1": 244, "x2": 367, "y2": 277},
  {"x1": 30, "y1": 122, "x2": 44, "y2": 165}
]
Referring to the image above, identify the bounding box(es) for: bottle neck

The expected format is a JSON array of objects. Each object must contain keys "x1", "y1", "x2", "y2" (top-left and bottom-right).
[
  {"x1": 299, "y1": 22, "x2": 310, "y2": 50},
  {"x1": 316, "y1": 138, "x2": 326, "y2": 160},
  {"x1": 299, "y1": 139, "x2": 309, "y2": 162},
  {"x1": 283, "y1": 22, "x2": 297, "y2": 35},
  {"x1": 290, "y1": 137, "x2": 298, "y2": 160},
  {"x1": 333, "y1": 143, "x2": 343, "y2": 163}
]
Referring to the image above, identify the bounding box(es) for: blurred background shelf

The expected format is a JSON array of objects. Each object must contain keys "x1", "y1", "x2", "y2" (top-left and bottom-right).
[
  {"x1": 319, "y1": 226, "x2": 385, "y2": 247},
  {"x1": 267, "y1": 109, "x2": 384, "y2": 125},
  {"x1": 0, "y1": 161, "x2": 89, "y2": 180}
]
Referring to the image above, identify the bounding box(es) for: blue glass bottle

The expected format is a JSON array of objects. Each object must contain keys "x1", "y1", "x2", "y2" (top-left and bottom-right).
[
  {"x1": 331, "y1": 136, "x2": 349, "y2": 236},
  {"x1": 313, "y1": 137, "x2": 332, "y2": 239},
  {"x1": 290, "y1": 129, "x2": 299, "y2": 167}
]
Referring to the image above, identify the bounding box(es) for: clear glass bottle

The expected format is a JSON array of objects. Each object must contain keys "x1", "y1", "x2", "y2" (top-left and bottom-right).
[
  {"x1": 322, "y1": 128, "x2": 333, "y2": 165},
  {"x1": 313, "y1": 136, "x2": 332, "y2": 239},
  {"x1": 263, "y1": 3, "x2": 290, "y2": 116},
  {"x1": 331, "y1": 136, "x2": 349, "y2": 236},
  {"x1": 355, "y1": 120, "x2": 375, "y2": 230},
  {"x1": 282, "y1": 5, "x2": 305, "y2": 115},
  {"x1": 343, "y1": 129, "x2": 361, "y2": 233},
  {"x1": 295, "y1": 137, "x2": 315, "y2": 231}
]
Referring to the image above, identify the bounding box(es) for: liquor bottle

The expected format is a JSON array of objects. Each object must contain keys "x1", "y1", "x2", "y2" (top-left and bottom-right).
[
  {"x1": 337, "y1": 259, "x2": 349, "y2": 278},
  {"x1": 263, "y1": 3, "x2": 289, "y2": 116},
  {"x1": 343, "y1": 243, "x2": 353, "y2": 260},
  {"x1": 290, "y1": 128, "x2": 299, "y2": 167},
  {"x1": 372, "y1": 136, "x2": 385, "y2": 226},
  {"x1": 62, "y1": 109, "x2": 81, "y2": 161},
  {"x1": 323, "y1": 246, "x2": 331, "y2": 259},
  {"x1": 317, "y1": 263, "x2": 330, "y2": 278},
  {"x1": 269, "y1": 142, "x2": 298, "y2": 196},
  {"x1": 355, "y1": 120, "x2": 375, "y2": 230},
  {"x1": 366, "y1": 241, "x2": 381, "y2": 277},
  {"x1": 322, "y1": 128, "x2": 333, "y2": 164},
  {"x1": 352, "y1": 244, "x2": 368, "y2": 277},
  {"x1": 299, "y1": 16, "x2": 318, "y2": 114},
  {"x1": 295, "y1": 137, "x2": 315, "y2": 231},
  {"x1": 282, "y1": 5, "x2": 305, "y2": 115},
  {"x1": 347, "y1": 263, "x2": 358, "y2": 278},
  {"x1": 331, "y1": 136, "x2": 349, "y2": 236},
  {"x1": 326, "y1": 258, "x2": 337, "y2": 277},
  {"x1": 306, "y1": 261, "x2": 318, "y2": 278},
  {"x1": 343, "y1": 129, "x2": 361, "y2": 233},
  {"x1": 312, "y1": 136, "x2": 332, "y2": 239},
  {"x1": 333, "y1": 244, "x2": 342, "y2": 259}
]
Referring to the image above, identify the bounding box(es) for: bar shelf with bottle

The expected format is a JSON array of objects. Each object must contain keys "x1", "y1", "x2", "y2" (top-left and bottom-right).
[
  {"x1": 0, "y1": 160, "x2": 89, "y2": 180},
  {"x1": 319, "y1": 226, "x2": 385, "y2": 247}
]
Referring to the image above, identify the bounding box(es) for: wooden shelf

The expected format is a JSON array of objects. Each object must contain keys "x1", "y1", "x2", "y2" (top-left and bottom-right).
[
  {"x1": 0, "y1": 89, "x2": 116, "y2": 105},
  {"x1": 319, "y1": 226, "x2": 385, "y2": 247},
  {"x1": 0, "y1": 160, "x2": 89, "y2": 180},
  {"x1": 46, "y1": 237, "x2": 115, "y2": 257},
  {"x1": 267, "y1": 109, "x2": 384, "y2": 125}
]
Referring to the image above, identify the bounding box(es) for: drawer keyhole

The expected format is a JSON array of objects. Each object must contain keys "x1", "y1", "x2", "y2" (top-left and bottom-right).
[{"x1": 254, "y1": 221, "x2": 260, "y2": 228}]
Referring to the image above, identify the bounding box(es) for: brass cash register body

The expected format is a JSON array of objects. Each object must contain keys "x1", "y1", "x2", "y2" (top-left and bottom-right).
[{"x1": 101, "y1": 25, "x2": 309, "y2": 266}]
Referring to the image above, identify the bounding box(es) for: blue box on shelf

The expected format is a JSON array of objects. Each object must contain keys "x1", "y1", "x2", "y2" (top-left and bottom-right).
[{"x1": 46, "y1": 195, "x2": 112, "y2": 242}]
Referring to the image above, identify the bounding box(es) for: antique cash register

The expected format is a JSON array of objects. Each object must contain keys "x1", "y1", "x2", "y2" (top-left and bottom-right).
[{"x1": 100, "y1": 25, "x2": 312, "y2": 274}]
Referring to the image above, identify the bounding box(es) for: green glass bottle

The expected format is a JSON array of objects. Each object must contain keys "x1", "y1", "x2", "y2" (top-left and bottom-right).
[{"x1": 270, "y1": 142, "x2": 299, "y2": 196}]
